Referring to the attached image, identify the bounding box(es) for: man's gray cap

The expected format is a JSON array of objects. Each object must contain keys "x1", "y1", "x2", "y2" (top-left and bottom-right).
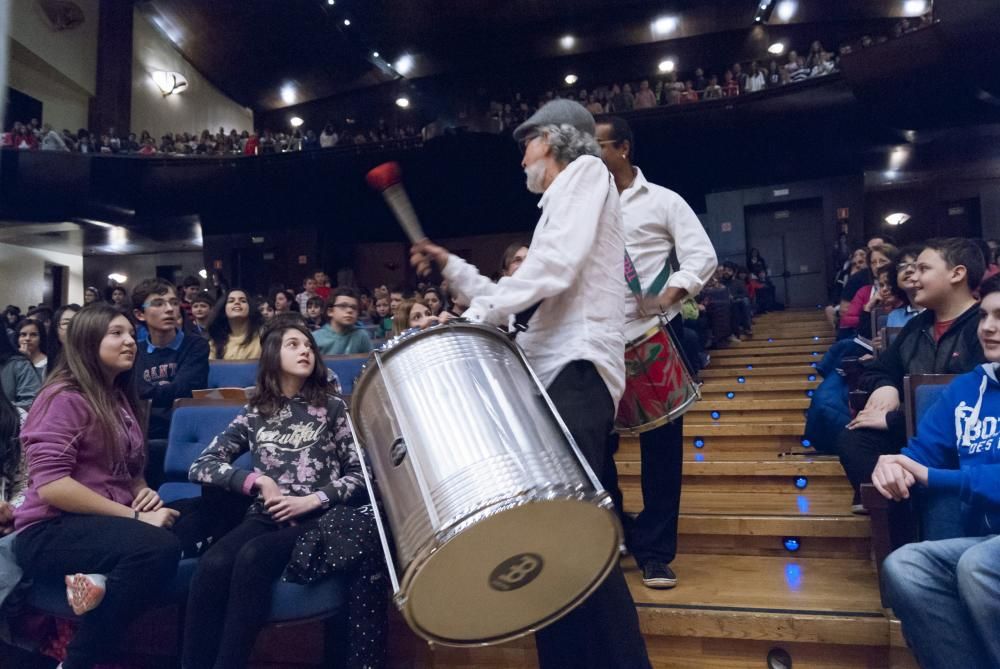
[{"x1": 512, "y1": 99, "x2": 596, "y2": 142}]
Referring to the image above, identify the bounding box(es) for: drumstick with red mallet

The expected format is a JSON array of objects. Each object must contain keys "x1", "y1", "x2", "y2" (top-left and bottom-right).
[{"x1": 366, "y1": 161, "x2": 441, "y2": 280}]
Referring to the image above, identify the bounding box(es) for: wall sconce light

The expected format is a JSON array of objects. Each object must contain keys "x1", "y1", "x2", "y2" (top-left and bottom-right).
[
  {"x1": 884, "y1": 212, "x2": 911, "y2": 226},
  {"x1": 108, "y1": 273, "x2": 128, "y2": 284},
  {"x1": 152, "y1": 70, "x2": 188, "y2": 97}
]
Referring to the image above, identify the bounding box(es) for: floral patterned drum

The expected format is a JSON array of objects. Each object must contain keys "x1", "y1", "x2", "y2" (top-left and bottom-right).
[{"x1": 616, "y1": 316, "x2": 700, "y2": 435}]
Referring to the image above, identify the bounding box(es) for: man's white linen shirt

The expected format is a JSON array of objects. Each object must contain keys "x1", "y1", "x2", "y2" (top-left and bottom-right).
[
  {"x1": 442, "y1": 155, "x2": 627, "y2": 406},
  {"x1": 620, "y1": 167, "x2": 718, "y2": 323}
]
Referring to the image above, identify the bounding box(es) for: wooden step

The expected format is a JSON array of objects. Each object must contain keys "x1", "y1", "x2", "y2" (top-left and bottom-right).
[
  {"x1": 618, "y1": 435, "x2": 816, "y2": 459},
  {"x1": 677, "y1": 516, "x2": 870, "y2": 558},
  {"x1": 688, "y1": 398, "x2": 811, "y2": 412},
  {"x1": 709, "y1": 353, "x2": 822, "y2": 367},
  {"x1": 712, "y1": 344, "x2": 829, "y2": 357},
  {"x1": 683, "y1": 423, "x2": 804, "y2": 437},
  {"x1": 700, "y1": 365, "x2": 818, "y2": 379}
]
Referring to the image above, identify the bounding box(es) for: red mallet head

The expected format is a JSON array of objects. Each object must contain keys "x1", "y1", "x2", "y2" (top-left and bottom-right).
[{"x1": 366, "y1": 161, "x2": 402, "y2": 192}]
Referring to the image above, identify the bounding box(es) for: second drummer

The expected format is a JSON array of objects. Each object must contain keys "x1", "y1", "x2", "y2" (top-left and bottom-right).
[{"x1": 595, "y1": 115, "x2": 718, "y2": 590}]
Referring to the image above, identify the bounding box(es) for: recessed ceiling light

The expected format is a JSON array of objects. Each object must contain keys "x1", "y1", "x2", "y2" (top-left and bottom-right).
[
  {"x1": 280, "y1": 84, "x2": 296, "y2": 104},
  {"x1": 327, "y1": 0, "x2": 335, "y2": 4},
  {"x1": 564, "y1": 74, "x2": 578, "y2": 85},
  {"x1": 343, "y1": 18, "x2": 350, "y2": 26},
  {"x1": 651, "y1": 16, "x2": 678, "y2": 36},
  {"x1": 560, "y1": 35, "x2": 576, "y2": 50},
  {"x1": 395, "y1": 54, "x2": 415, "y2": 75},
  {"x1": 884, "y1": 212, "x2": 911, "y2": 226},
  {"x1": 902, "y1": 0, "x2": 928, "y2": 16},
  {"x1": 776, "y1": 0, "x2": 797, "y2": 21},
  {"x1": 768, "y1": 42, "x2": 785, "y2": 55},
  {"x1": 658, "y1": 59, "x2": 675, "y2": 73},
  {"x1": 396, "y1": 97, "x2": 410, "y2": 108},
  {"x1": 372, "y1": 51, "x2": 379, "y2": 58},
  {"x1": 290, "y1": 117, "x2": 304, "y2": 128}
]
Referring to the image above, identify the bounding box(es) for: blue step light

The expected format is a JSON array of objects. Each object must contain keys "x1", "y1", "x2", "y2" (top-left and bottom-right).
[
  {"x1": 737, "y1": 376, "x2": 746, "y2": 384},
  {"x1": 768, "y1": 338, "x2": 774, "y2": 342},
  {"x1": 806, "y1": 389, "x2": 814, "y2": 397},
  {"x1": 810, "y1": 362, "x2": 817, "y2": 368},
  {"x1": 726, "y1": 391, "x2": 736, "y2": 399},
  {"x1": 808, "y1": 374, "x2": 816, "y2": 381},
  {"x1": 711, "y1": 410, "x2": 721, "y2": 420},
  {"x1": 812, "y1": 351, "x2": 819, "y2": 356},
  {"x1": 783, "y1": 537, "x2": 801, "y2": 552},
  {"x1": 747, "y1": 364, "x2": 753, "y2": 370},
  {"x1": 794, "y1": 476, "x2": 808, "y2": 489},
  {"x1": 801, "y1": 437, "x2": 812, "y2": 448},
  {"x1": 693, "y1": 438, "x2": 705, "y2": 448},
  {"x1": 694, "y1": 453, "x2": 704, "y2": 462},
  {"x1": 813, "y1": 335, "x2": 820, "y2": 341}
]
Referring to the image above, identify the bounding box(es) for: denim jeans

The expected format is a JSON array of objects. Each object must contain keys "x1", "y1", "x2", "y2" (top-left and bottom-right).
[{"x1": 882, "y1": 535, "x2": 1000, "y2": 669}]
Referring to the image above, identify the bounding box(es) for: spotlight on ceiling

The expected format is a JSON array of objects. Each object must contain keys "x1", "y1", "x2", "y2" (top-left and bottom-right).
[
  {"x1": 290, "y1": 117, "x2": 304, "y2": 128},
  {"x1": 754, "y1": 0, "x2": 776, "y2": 24},
  {"x1": 343, "y1": 18, "x2": 350, "y2": 26},
  {"x1": 151, "y1": 70, "x2": 188, "y2": 96},
  {"x1": 372, "y1": 51, "x2": 379, "y2": 58},
  {"x1": 651, "y1": 16, "x2": 678, "y2": 36},
  {"x1": 658, "y1": 59, "x2": 676, "y2": 73},
  {"x1": 108, "y1": 273, "x2": 128, "y2": 284},
  {"x1": 768, "y1": 42, "x2": 785, "y2": 55},
  {"x1": 395, "y1": 54, "x2": 415, "y2": 75},
  {"x1": 280, "y1": 84, "x2": 296, "y2": 105},
  {"x1": 327, "y1": 0, "x2": 334, "y2": 4},
  {"x1": 902, "y1": 0, "x2": 928, "y2": 16},
  {"x1": 775, "y1": 0, "x2": 797, "y2": 21},
  {"x1": 395, "y1": 96, "x2": 410, "y2": 108},
  {"x1": 564, "y1": 74, "x2": 579, "y2": 85},
  {"x1": 560, "y1": 34, "x2": 576, "y2": 50},
  {"x1": 885, "y1": 212, "x2": 911, "y2": 226},
  {"x1": 199, "y1": 269, "x2": 208, "y2": 279}
]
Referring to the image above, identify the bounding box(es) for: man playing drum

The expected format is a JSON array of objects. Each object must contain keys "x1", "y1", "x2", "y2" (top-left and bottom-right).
[
  {"x1": 411, "y1": 99, "x2": 650, "y2": 669},
  {"x1": 595, "y1": 116, "x2": 719, "y2": 589}
]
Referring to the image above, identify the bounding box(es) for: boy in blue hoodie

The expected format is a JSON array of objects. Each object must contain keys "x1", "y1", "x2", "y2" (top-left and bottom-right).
[{"x1": 875, "y1": 273, "x2": 1000, "y2": 669}]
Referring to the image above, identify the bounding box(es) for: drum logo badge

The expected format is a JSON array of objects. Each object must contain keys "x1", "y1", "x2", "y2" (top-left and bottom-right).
[{"x1": 489, "y1": 553, "x2": 544, "y2": 592}]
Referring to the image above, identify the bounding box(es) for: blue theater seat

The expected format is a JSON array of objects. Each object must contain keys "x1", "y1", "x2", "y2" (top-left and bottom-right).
[
  {"x1": 207, "y1": 355, "x2": 368, "y2": 396},
  {"x1": 159, "y1": 400, "x2": 247, "y2": 503},
  {"x1": 207, "y1": 360, "x2": 258, "y2": 389},
  {"x1": 323, "y1": 355, "x2": 368, "y2": 396}
]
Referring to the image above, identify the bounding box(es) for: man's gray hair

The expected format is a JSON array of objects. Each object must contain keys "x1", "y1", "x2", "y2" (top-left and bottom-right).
[{"x1": 537, "y1": 123, "x2": 600, "y2": 165}]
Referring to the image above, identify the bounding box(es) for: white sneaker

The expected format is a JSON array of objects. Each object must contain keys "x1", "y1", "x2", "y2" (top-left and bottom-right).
[{"x1": 65, "y1": 573, "x2": 107, "y2": 615}]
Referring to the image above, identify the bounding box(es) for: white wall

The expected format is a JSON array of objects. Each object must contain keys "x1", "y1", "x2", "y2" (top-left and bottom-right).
[
  {"x1": 6, "y1": 0, "x2": 99, "y2": 130},
  {"x1": 0, "y1": 242, "x2": 84, "y2": 309},
  {"x1": 131, "y1": 10, "x2": 253, "y2": 136},
  {"x1": 83, "y1": 251, "x2": 206, "y2": 296},
  {"x1": 8, "y1": 0, "x2": 99, "y2": 94}
]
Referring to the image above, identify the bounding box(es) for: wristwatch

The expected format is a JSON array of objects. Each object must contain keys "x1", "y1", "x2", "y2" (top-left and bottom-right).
[{"x1": 314, "y1": 490, "x2": 331, "y2": 509}]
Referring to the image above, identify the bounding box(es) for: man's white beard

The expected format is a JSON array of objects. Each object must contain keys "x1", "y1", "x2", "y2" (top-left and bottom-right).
[{"x1": 525, "y1": 161, "x2": 546, "y2": 194}]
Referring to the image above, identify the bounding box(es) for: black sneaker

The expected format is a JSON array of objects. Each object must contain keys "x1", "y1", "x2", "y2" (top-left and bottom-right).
[{"x1": 641, "y1": 562, "x2": 677, "y2": 589}]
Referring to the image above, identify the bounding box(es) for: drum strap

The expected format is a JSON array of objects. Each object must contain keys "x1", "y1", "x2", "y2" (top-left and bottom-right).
[{"x1": 624, "y1": 249, "x2": 671, "y2": 300}]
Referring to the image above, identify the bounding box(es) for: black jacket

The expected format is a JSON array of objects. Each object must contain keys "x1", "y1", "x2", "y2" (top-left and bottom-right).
[
  {"x1": 861, "y1": 302, "x2": 984, "y2": 434},
  {"x1": 863, "y1": 302, "x2": 984, "y2": 392}
]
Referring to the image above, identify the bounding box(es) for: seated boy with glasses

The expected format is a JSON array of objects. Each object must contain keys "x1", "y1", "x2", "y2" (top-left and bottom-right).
[{"x1": 312, "y1": 288, "x2": 373, "y2": 356}]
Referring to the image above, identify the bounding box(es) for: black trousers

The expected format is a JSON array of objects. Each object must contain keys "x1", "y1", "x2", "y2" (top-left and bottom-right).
[
  {"x1": 534, "y1": 361, "x2": 651, "y2": 669},
  {"x1": 608, "y1": 417, "x2": 684, "y2": 567},
  {"x1": 182, "y1": 512, "x2": 386, "y2": 669},
  {"x1": 13, "y1": 499, "x2": 208, "y2": 669},
  {"x1": 837, "y1": 420, "x2": 908, "y2": 495}
]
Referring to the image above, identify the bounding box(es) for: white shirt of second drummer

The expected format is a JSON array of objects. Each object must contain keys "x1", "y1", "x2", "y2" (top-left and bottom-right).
[{"x1": 621, "y1": 167, "x2": 718, "y2": 324}]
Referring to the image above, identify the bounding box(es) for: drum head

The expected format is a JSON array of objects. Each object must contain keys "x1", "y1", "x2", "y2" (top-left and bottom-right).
[{"x1": 402, "y1": 499, "x2": 620, "y2": 646}]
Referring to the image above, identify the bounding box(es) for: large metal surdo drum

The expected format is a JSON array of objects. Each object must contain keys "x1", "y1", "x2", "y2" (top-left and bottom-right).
[{"x1": 350, "y1": 322, "x2": 622, "y2": 647}]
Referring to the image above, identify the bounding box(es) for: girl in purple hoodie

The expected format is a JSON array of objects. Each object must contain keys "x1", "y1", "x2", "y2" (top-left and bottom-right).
[{"x1": 14, "y1": 304, "x2": 183, "y2": 669}]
